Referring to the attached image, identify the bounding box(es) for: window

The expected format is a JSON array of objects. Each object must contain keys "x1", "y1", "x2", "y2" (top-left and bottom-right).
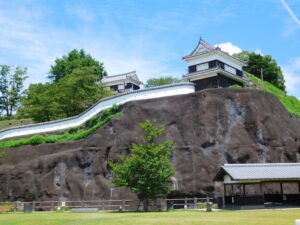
[
  {"x1": 188, "y1": 65, "x2": 197, "y2": 73},
  {"x1": 224, "y1": 65, "x2": 236, "y2": 74},
  {"x1": 236, "y1": 70, "x2": 243, "y2": 77},
  {"x1": 196, "y1": 63, "x2": 208, "y2": 71},
  {"x1": 217, "y1": 61, "x2": 225, "y2": 69},
  {"x1": 209, "y1": 60, "x2": 217, "y2": 68}
]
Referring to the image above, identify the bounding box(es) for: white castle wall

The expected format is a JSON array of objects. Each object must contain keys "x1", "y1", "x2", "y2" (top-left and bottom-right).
[{"x1": 0, "y1": 83, "x2": 195, "y2": 140}]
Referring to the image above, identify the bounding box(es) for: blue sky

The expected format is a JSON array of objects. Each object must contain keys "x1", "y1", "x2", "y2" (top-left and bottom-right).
[{"x1": 0, "y1": 0, "x2": 300, "y2": 97}]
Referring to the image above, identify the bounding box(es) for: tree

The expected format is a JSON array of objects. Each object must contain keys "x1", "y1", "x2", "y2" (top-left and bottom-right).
[
  {"x1": 48, "y1": 49, "x2": 107, "y2": 82},
  {"x1": 109, "y1": 120, "x2": 175, "y2": 211},
  {"x1": 234, "y1": 51, "x2": 286, "y2": 91},
  {"x1": 145, "y1": 76, "x2": 182, "y2": 88},
  {"x1": 19, "y1": 67, "x2": 112, "y2": 122},
  {"x1": 19, "y1": 49, "x2": 112, "y2": 122},
  {"x1": 54, "y1": 66, "x2": 111, "y2": 117},
  {"x1": 18, "y1": 83, "x2": 62, "y2": 122},
  {"x1": 0, "y1": 65, "x2": 28, "y2": 117}
]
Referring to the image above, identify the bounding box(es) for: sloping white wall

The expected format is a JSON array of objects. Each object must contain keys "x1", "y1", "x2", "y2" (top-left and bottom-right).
[{"x1": 0, "y1": 83, "x2": 195, "y2": 140}]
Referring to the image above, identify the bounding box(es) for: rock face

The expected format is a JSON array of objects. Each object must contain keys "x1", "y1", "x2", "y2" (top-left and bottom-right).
[{"x1": 1, "y1": 88, "x2": 300, "y2": 201}]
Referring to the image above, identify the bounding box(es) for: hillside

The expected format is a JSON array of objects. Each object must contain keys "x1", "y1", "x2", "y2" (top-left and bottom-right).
[
  {"x1": 0, "y1": 118, "x2": 33, "y2": 131},
  {"x1": 247, "y1": 74, "x2": 300, "y2": 117},
  {"x1": 0, "y1": 88, "x2": 300, "y2": 202}
]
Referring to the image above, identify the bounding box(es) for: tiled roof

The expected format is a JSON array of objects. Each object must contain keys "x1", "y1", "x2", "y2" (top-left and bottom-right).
[
  {"x1": 102, "y1": 71, "x2": 142, "y2": 84},
  {"x1": 214, "y1": 163, "x2": 300, "y2": 181},
  {"x1": 182, "y1": 39, "x2": 247, "y2": 66}
]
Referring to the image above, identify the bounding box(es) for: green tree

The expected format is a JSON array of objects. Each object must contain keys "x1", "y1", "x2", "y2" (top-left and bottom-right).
[
  {"x1": 145, "y1": 76, "x2": 182, "y2": 88},
  {"x1": 0, "y1": 65, "x2": 28, "y2": 117},
  {"x1": 19, "y1": 49, "x2": 111, "y2": 122},
  {"x1": 19, "y1": 67, "x2": 112, "y2": 122},
  {"x1": 109, "y1": 120, "x2": 175, "y2": 211},
  {"x1": 48, "y1": 49, "x2": 107, "y2": 82},
  {"x1": 54, "y1": 66, "x2": 111, "y2": 117},
  {"x1": 234, "y1": 51, "x2": 286, "y2": 91},
  {"x1": 18, "y1": 83, "x2": 62, "y2": 122}
]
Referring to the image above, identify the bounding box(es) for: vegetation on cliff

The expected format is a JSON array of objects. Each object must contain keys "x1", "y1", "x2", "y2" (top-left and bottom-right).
[
  {"x1": 230, "y1": 74, "x2": 300, "y2": 117},
  {"x1": 234, "y1": 51, "x2": 286, "y2": 91}
]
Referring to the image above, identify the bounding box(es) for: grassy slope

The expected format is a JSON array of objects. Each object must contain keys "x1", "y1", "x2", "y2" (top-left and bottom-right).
[
  {"x1": 247, "y1": 74, "x2": 300, "y2": 117},
  {"x1": 0, "y1": 118, "x2": 33, "y2": 130},
  {"x1": 0, "y1": 210, "x2": 299, "y2": 225}
]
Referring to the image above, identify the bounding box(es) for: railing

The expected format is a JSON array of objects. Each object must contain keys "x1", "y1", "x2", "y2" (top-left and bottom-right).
[
  {"x1": 184, "y1": 66, "x2": 246, "y2": 80},
  {"x1": 0, "y1": 197, "x2": 214, "y2": 212},
  {"x1": 166, "y1": 197, "x2": 213, "y2": 210}
]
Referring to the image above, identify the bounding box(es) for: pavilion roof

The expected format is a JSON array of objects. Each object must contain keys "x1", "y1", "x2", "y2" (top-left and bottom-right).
[{"x1": 214, "y1": 163, "x2": 300, "y2": 182}]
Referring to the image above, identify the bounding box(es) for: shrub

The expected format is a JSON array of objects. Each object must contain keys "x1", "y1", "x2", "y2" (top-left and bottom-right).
[
  {"x1": 28, "y1": 135, "x2": 46, "y2": 145},
  {"x1": 85, "y1": 116, "x2": 99, "y2": 128},
  {"x1": 68, "y1": 127, "x2": 79, "y2": 134},
  {"x1": 45, "y1": 135, "x2": 60, "y2": 143},
  {"x1": 101, "y1": 104, "x2": 122, "y2": 120},
  {"x1": 228, "y1": 84, "x2": 242, "y2": 89}
]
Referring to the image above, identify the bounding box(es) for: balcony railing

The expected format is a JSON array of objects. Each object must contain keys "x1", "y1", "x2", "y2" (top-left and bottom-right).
[{"x1": 185, "y1": 66, "x2": 244, "y2": 79}]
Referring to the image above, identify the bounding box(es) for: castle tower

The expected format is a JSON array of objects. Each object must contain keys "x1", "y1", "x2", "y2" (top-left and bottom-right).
[{"x1": 182, "y1": 38, "x2": 248, "y2": 91}]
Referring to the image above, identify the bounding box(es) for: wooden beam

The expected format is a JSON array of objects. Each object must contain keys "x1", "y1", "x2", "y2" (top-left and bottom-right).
[{"x1": 243, "y1": 184, "x2": 246, "y2": 196}]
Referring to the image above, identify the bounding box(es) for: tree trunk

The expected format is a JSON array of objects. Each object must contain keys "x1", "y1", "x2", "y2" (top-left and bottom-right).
[{"x1": 143, "y1": 199, "x2": 149, "y2": 211}]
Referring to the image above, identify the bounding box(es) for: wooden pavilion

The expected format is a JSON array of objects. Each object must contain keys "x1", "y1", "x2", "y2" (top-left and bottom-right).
[{"x1": 214, "y1": 163, "x2": 300, "y2": 209}]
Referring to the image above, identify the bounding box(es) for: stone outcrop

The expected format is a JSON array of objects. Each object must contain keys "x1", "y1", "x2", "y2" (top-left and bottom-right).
[{"x1": 1, "y1": 88, "x2": 300, "y2": 201}]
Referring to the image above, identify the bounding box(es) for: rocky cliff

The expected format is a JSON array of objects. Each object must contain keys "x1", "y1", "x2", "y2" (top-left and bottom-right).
[{"x1": 1, "y1": 88, "x2": 300, "y2": 201}]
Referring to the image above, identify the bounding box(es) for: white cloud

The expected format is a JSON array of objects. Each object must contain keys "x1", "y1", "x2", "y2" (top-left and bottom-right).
[
  {"x1": 282, "y1": 57, "x2": 300, "y2": 99},
  {"x1": 255, "y1": 49, "x2": 263, "y2": 55},
  {"x1": 0, "y1": 2, "x2": 185, "y2": 87},
  {"x1": 215, "y1": 42, "x2": 242, "y2": 55}
]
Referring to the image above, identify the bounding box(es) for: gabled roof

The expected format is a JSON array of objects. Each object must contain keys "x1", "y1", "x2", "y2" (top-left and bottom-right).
[
  {"x1": 182, "y1": 38, "x2": 247, "y2": 66},
  {"x1": 102, "y1": 71, "x2": 143, "y2": 84},
  {"x1": 214, "y1": 163, "x2": 300, "y2": 182},
  {"x1": 185, "y1": 38, "x2": 215, "y2": 58}
]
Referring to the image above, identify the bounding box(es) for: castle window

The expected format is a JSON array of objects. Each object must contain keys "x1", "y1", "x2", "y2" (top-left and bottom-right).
[{"x1": 196, "y1": 63, "x2": 209, "y2": 71}]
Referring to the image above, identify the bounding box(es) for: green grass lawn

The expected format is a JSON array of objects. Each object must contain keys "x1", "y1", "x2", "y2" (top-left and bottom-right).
[{"x1": 1, "y1": 209, "x2": 300, "y2": 225}]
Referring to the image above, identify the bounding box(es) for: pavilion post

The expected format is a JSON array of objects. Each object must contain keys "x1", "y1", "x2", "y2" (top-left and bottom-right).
[
  {"x1": 231, "y1": 184, "x2": 234, "y2": 195},
  {"x1": 242, "y1": 184, "x2": 246, "y2": 196},
  {"x1": 223, "y1": 184, "x2": 227, "y2": 208},
  {"x1": 260, "y1": 183, "x2": 263, "y2": 193},
  {"x1": 280, "y1": 183, "x2": 283, "y2": 195},
  {"x1": 298, "y1": 183, "x2": 300, "y2": 205}
]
